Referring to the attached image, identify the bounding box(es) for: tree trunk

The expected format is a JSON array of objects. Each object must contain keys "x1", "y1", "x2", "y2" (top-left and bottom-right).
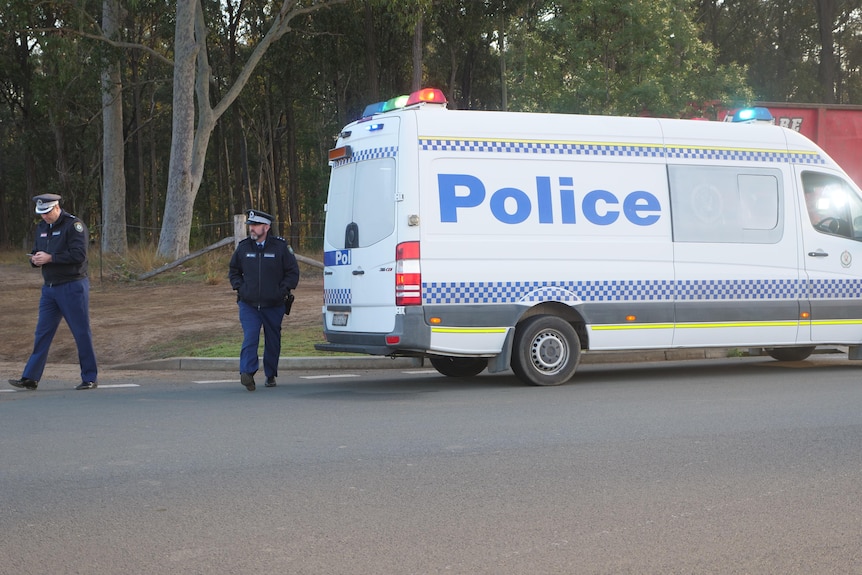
[
  {"x1": 157, "y1": 0, "x2": 198, "y2": 259},
  {"x1": 411, "y1": 14, "x2": 423, "y2": 91},
  {"x1": 101, "y1": 0, "x2": 128, "y2": 254},
  {"x1": 364, "y1": 1, "x2": 379, "y2": 101},
  {"x1": 814, "y1": 0, "x2": 836, "y2": 104}
]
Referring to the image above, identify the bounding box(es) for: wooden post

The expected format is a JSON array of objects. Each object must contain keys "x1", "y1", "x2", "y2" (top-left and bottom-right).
[{"x1": 233, "y1": 213, "x2": 247, "y2": 248}]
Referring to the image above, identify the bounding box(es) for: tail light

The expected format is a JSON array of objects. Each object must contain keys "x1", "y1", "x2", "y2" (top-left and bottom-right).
[{"x1": 396, "y1": 241, "x2": 421, "y2": 306}]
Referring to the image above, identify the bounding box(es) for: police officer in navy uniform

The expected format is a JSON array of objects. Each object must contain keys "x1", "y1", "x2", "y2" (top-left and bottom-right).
[
  {"x1": 8, "y1": 194, "x2": 98, "y2": 391},
  {"x1": 228, "y1": 209, "x2": 300, "y2": 391}
]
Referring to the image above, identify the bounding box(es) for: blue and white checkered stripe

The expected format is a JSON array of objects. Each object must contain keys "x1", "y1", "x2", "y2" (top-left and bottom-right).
[
  {"x1": 324, "y1": 288, "x2": 351, "y2": 306},
  {"x1": 665, "y1": 146, "x2": 825, "y2": 165},
  {"x1": 331, "y1": 146, "x2": 398, "y2": 168},
  {"x1": 421, "y1": 278, "x2": 862, "y2": 304},
  {"x1": 675, "y1": 279, "x2": 800, "y2": 300},
  {"x1": 809, "y1": 278, "x2": 862, "y2": 299},
  {"x1": 326, "y1": 278, "x2": 862, "y2": 306},
  {"x1": 419, "y1": 139, "x2": 664, "y2": 158},
  {"x1": 418, "y1": 138, "x2": 826, "y2": 165}
]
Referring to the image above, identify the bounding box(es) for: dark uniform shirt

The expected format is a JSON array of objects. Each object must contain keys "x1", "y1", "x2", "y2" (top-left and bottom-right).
[
  {"x1": 229, "y1": 236, "x2": 300, "y2": 308},
  {"x1": 31, "y1": 210, "x2": 89, "y2": 286}
]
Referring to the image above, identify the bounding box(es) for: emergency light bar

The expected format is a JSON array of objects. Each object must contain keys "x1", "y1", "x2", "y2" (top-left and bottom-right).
[
  {"x1": 360, "y1": 87, "x2": 448, "y2": 119},
  {"x1": 728, "y1": 107, "x2": 774, "y2": 124},
  {"x1": 406, "y1": 88, "x2": 446, "y2": 106}
]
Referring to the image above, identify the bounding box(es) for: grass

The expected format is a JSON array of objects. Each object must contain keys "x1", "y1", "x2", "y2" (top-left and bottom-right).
[{"x1": 149, "y1": 325, "x2": 352, "y2": 358}]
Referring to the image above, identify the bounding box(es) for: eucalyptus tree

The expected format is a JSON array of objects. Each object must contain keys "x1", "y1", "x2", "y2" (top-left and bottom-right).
[{"x1": 157, "y1": 0, "x2": 347, "y2": 260}]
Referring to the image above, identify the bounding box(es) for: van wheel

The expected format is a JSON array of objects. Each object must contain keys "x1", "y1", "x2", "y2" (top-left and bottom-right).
[
  {"x1": 511, "y1": 315, "x2": 580, "y2": 386},
  {"x1": 765, "y1": 346, "x2": 816, "y2": 362},
  {"x1": 429, "y1": 356, "x2": 488, "y2": 377}
]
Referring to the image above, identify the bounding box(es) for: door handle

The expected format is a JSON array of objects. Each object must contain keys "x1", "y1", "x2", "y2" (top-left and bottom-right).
[
  {"x1": 352, "y1": 269, "x2": 365, "y2": 275},
  {"x1": 807, "y1": 250, "x2": 829, "y2": 257}
]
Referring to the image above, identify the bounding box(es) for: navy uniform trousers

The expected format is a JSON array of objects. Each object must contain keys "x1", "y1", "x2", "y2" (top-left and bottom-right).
[
  {"x1": 238, "y1": 300, "x2": 283, "y2": 378},
  {"x1": 23, "y1": 277, "x2": 98, "y2": 383}
]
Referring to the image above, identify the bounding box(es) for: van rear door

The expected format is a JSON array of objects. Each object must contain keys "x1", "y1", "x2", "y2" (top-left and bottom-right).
[{"x1": 323, "y1": 119, "x2": 401, "y2": 334}]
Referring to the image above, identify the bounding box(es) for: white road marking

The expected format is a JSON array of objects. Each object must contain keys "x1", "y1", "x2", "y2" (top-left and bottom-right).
[
  {"x1": 99, "y1": 384, "x2": 140, "y2": 388},
  {"x1": 299, "y1": 374, "x2": 360, "y2": 380}
]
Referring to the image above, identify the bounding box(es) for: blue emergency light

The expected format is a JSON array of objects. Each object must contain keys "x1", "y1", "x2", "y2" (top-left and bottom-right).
[{"x1": 730, "y1": 107, "x2": 774, "y2": 124}]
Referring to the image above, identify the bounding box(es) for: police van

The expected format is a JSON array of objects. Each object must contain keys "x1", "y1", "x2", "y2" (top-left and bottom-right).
[{"x1": 315, "y1": 88, "x2": 862, "y2": 385}]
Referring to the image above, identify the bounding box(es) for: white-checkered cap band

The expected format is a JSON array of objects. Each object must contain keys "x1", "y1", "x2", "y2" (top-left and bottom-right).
[
  {"x1": 35, "y1": 200, "x2": 58, "y2": 214},
  {"x1": 246, "y1": 210, "x2": 271, "y2": 224}
]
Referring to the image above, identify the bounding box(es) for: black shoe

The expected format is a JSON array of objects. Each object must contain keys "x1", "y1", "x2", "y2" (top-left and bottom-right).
[
  {"x1": 265, "y1": 376, "x2": 276, "y2": 387},
  {"x1": 75, "y1": 381, "x2": 97, "y2": 390},
  {"x1": 241, "y1": 373, "x2": 256, "y2": 391},
  {"x1": 9, "y1": 378, "x2": 38, "y2": 390}
]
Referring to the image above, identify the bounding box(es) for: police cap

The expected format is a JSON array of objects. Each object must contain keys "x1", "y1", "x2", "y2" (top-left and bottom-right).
[
  {"x1": 246, "y1": 209, "x2": 273, "y2": 225},
  {"x1": 33, "y1": 193, "x2": 61, "y2": 214}
]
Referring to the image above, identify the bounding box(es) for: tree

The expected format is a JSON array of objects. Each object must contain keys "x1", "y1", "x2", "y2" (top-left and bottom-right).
[
  {"x1": 157, "y1": 0, "x2": 347, "y2": 260},
  {"x1": 505, "y1": 0, "x2": 751, "y2": 116},
  {"x1": 101, "y1": 0, "x2": 128, "y2": 254}
]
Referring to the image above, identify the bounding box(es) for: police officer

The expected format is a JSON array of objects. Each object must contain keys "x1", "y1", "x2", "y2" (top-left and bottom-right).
[
  {"x1": 228, "y1": 209, "x2": 300, "y2": 391},
  {"x1": 8, "y1": 194, "x2": 98, "y2": 391}
]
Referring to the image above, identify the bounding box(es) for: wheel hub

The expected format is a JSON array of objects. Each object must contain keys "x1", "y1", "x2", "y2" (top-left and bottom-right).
[{"x1": 530, "y1": 331, "x2": 567, "y2": 374}]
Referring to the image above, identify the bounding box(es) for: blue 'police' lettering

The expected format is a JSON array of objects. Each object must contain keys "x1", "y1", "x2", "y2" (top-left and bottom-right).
[
  {"x1": 582, "y1": 190, "x2": 619, "y2": 225},
  {"x1": 490, "y1": 188, "x2": 531, "y2": 224},
  {"x1": 438, "y1": 174, "x2": 484, "y2": 222},
  {"x1": 437, "y1": 174, "x2": 661, "y2": 226},
  {"x1": 624, "y1": 191, "x2": 661, "y2": 225},
  {"x1": 324, "y1": 250, "x2": 352, "y2": 266}
]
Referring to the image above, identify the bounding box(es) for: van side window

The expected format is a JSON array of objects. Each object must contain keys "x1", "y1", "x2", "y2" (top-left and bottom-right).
[
  {"x1": 669, "y1": 165, "x2": 783, "y2": 243},
  {"x1": 801, "y1": 171, "x2": 862, "y2": 240}
]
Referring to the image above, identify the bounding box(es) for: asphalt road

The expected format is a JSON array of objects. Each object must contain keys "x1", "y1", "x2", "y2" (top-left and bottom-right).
[{"x1": 2, "y1": 356, "x2": 862, "y2": 574}]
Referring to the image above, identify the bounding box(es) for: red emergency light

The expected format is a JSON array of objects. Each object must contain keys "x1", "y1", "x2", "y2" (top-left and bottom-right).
[{"x1": 405, "y1": 88, "x2": 447, "y2": 107}]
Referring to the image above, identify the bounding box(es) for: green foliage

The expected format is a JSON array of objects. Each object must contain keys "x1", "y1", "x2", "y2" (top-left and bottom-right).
[{"x1": 505, "y1": 0, "x2": 752, "y2": 116}]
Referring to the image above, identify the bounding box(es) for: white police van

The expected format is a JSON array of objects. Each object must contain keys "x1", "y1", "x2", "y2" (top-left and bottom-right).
[{"x1": 315, "y1": 88, "x2": 862, "y2": 385}]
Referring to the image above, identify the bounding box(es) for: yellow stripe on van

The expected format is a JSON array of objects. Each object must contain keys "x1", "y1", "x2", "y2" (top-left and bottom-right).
[
  {"x1": 431, "y1": 327, "x2": 508, "y2": 334},
  {"x1": 593, "y1": 320, "x2": 800, "y2": 331},
  {"x1": 590, "y1": 323, "x2": 675, "y2": 331},
  {"x1": 592, "y1": 318, "x2": 862, "y2": 332},
  {"x1": 810, "y1": 319, "x2": 862, "y2": 326}
]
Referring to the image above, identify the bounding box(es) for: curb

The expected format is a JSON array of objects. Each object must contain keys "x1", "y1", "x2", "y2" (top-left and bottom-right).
[{"x1": 111, "y1": 348, "x2": 733, "y2": 372}]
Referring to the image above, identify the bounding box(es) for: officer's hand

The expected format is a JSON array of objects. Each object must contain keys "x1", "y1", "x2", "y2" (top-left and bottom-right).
[{"x1": 31, "y1": 251, "x2": 52, "y2": 266}]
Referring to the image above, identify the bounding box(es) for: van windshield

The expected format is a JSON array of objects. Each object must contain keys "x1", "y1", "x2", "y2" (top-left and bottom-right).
[
  {"x1": 325, "y1": 158, "x2": 397, "y2": 249},
  {"x1": 802, "y1": 171, "x2": 862, "y2": 240}
]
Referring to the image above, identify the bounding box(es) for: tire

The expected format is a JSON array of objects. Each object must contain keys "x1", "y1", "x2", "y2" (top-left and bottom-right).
[
  {"x1": 765, "y1": 346, "x2": 816, "y2": 362},
  {"x1": 511, "y1": 315, "x2": 581, "y2": 386},
  {"x1": 429, "y1": 356, "x2": 488, "y2": 377}
]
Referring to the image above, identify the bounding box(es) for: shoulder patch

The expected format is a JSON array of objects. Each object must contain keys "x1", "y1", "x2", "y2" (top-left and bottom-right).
[{"x1": 74, "y1": 222, "x2": 84, "y2": 233}]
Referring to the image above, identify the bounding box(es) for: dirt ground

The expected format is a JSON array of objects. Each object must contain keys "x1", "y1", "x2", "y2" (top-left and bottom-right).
[{"x1": 0, "y1": 262, "x2": 322, "y2": 366}]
